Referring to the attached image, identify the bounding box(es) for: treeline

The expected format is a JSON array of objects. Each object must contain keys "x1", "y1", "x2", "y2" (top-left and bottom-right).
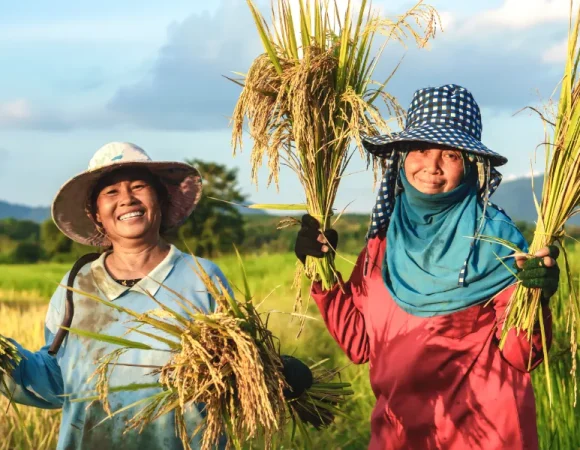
[
  {"x1": 0, "y1": 217, "x2": 96, "y2": 263},
  {"x1": 0, "y1": 214, "x2": 374, "y2": 264},
  {"x1": 1, "y1": 212, "x2": 574, "y2": 264}
]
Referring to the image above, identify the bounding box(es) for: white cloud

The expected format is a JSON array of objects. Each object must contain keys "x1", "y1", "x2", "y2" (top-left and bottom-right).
[
  {"x1": 107, "y1": 0, "x2": 264, "y2": 130},
  {"x1": 469, "y1": 0, "x2": 578, "y2": 30},
  {"x1": 438, "y1": 11, "x2": 455, "y2": 30},
  {"x1": 542, "y1": 38, "x2": 569, "y2": 62},
  {"x1": 2, "y1": 0, "x2": 575, "y2": 132},
  {"x1": 0, "y1": 100, "x2": 31, "y2": 121},
  {"x1": 503, "y1": 171, "x2": 539, "y2": 182},
  {"x1": 0, "y1": 99, "x2": 103, "y2": 130},
  {"x1": 0, "y1": 17, "x2": 174, "y2": 43}
]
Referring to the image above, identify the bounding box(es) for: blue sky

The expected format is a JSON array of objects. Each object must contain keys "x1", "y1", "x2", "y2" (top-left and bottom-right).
[{"x1": 0, "y1": 0, "x2": 575, "y2": 214}]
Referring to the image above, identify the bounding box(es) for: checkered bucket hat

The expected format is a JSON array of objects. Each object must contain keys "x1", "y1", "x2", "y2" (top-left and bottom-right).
[
  {"x1": 361, "y1": 85, "x2": 510, "y2": 286},
  {"x1": 362, "y1": 84, "x2": 507, "y2": 166}
]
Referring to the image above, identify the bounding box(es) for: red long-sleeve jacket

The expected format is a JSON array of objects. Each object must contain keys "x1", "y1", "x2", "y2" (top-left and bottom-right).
[{"x1": 311, "y1": 233, "x2": 552, "y2": 450}]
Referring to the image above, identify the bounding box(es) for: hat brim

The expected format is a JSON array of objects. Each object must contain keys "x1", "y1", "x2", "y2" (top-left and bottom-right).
[
  {"x1": 52, "y1": 160, "x2": 202, "y2": 247},
  {"x1": 361, "y1": 124, "x2": 507, "y2": 167}
]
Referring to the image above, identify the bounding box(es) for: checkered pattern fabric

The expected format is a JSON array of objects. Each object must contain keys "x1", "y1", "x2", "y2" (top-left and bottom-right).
[
  {"x1": 362, "y1": 84, "x2": 508, "y2": 167},
  {"x1": 366, "y1": 155, "x2": 507, "y2": 287}
]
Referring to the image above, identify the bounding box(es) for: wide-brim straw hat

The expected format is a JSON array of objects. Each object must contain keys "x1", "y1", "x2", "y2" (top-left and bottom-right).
[
  {"x1": 361, "y1": 84, "x2": 508, "y2": 167},
  {"x1": 52, "y1": 142, "x2": 202, "y2": 247}
]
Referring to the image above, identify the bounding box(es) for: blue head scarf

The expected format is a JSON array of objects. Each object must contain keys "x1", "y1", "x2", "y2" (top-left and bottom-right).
[{"x1": 372, "y1": 153, "x2": 527, "y2": 317}]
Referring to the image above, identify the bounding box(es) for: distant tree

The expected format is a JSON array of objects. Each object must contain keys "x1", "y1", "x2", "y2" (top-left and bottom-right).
[
  {"x1": 0, "y1": 218, "x2": 40, "y2": 241},
  {"x1": 11, "y1": 241, "x2": 43, "y2": 263},
  {"x1": 0, "y1": 235, "x2": 17, "y2": 255},
  {"x1": 566, "y1": 224, "x2": 580, "y2": 242},
  {"x1": 40, "y1": 219, "x2": 73, "y2": 258},
  {"x1": 170, "y1": 159, "x2": 247, "y2": 258}
]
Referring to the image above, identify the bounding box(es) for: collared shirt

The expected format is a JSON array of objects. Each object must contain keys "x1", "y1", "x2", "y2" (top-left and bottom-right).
[{"x1": 3, "y1": 245, "x2": 231, "y2": 450}]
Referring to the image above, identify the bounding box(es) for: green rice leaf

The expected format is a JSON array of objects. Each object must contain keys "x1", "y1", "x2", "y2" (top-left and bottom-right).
[
  {"x1": 70, "y1": 383, "x2": 163, "y2": 403},
  {"x1": 247, "y1": 203, "x2": 308, "y2": 211},
  {"x1": 91, "y1": 390, "x2": 171, "y2": 430},
  {"x1": 538, "y1": 305, "x2": 553, "y2": 406},
  {"x1": 63, "y1": 327, "x2": 156, "y2": 351},
  {"x1": 137, "y1": 287, "x2": 190, "y2": 326},
  {"x1": 247, "y1": 0, "x2": 283, "y2": 75},
  {"x1": 234, "y1": 245, "x2": 252, "y2": 303},
  {"x1": 128, "y1": 327, "x2": 181, "y2": 351},
  {"x1": 465, "y1": 234, "x2": 526, "y2": 255}
]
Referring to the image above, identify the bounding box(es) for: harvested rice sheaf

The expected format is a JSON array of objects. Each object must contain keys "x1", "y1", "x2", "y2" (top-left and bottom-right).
[
  {"x1": 0, "y1": 335, "x2": 20, "y2": 380},
  {"x1": 231, "y1": 0, "x2": 440, "y2": 314},
  {"x1": 157, "y1": 313, "x2": 286, "y2": 449},
  {"x1": 68, "y1": 254, "x2": 353, "y2": 450},
  {"x1": 489, "y1": 3, "x2": 580, "y2": 405},
  {"x1": 230, "y1": 0, "x2": 440, "y2": 310}
]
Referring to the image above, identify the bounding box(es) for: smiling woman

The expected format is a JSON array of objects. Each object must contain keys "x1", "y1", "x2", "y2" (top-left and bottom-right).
[
  {"x1": 87, "y1": 167, "x2": 171, "y2": 282},
  {"x1": 294, "y1": 84, "x2": 562, "y2": 450},
  {"x1": 91, "y1": 168, "x2": 168, "y2": 239},
  {"x1": 403, "y1": 145, "x2": 465, "y2": 194},
  {"x1": 0, "y1": 142, "x2": 246, "y2": 450}
]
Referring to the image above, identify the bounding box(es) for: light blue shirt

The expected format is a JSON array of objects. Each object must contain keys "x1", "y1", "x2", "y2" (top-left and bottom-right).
[{"x1": 2, "y1": 245, "x2": 231, "y2": 450}]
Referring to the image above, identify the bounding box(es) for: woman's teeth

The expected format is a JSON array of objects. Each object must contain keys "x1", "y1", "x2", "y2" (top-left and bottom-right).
[{"x1": 119, "y1": 211, "x2": 144, "y2": 221}]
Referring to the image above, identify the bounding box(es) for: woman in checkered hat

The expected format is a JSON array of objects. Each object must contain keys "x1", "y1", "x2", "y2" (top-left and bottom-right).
[{"x1": 294, "y1": 84, "x2": 560, "y2": 450}]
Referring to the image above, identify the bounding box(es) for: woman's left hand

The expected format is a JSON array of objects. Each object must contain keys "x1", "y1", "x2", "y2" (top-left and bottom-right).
[
  {"x1": 514, "y1": 245, "x2": 561, "y2": 304},
  {"x1": 281, "y1": 355, "x2": 313, "y2": 400}
]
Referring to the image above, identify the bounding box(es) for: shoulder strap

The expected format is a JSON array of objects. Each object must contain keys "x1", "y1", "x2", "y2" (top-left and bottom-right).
[{"x1": 48, "y1": 253, "x2": 102, "y2": 356}]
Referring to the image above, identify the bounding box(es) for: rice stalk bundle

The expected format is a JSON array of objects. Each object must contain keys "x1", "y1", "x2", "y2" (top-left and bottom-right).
[
  {"x1": 0, "y1": 335, "x2": 33, "y2": 444},
  {"x1": 230, "y1": 0, "x2": 440, "y2": 300},
  {"x1": 495, "y1": 4, "x2": 580, "y2": 404},
  {"x1": 67, "y1": 251, "x2": 353, "y2": 450},
  {"x1": 0, "y1": 335, "x2": 20, "y2": 382}
]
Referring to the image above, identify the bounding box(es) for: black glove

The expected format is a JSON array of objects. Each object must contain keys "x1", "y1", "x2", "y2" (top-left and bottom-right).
[
  {"x1": 281, "y1": 355, "x2": 313, "y2": 400},
  {"x1": 516, "y1": 245, "x2": 560, "y2": 304},
  {"x1": 294, "y1": 214, "x2": 338, "y2": 265},
  {"x1": 281, "y1": 354, "x2": 336, "y2": 429}
]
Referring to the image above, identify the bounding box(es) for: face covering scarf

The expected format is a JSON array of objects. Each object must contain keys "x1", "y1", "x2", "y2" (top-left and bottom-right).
[{"x1": 383, "y1": 168, "x2": 528, "y2": 317}]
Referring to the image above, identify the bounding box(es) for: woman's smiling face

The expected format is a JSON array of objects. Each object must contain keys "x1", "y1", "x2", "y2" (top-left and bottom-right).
[
  {"x1": 404, "y1": 144, "x2": 465, "y2": 194},
  {"x1": 93, "y1": 168, "x2": 164, "y2": 244}
]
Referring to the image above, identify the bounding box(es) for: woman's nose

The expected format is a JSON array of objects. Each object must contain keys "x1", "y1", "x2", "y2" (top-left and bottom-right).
[
  {"x1": 423, "y1": 152, "x2": 442, "y2": 172},
  {"x1": 118, "y1": 187, "x2": 137, "y2": 205}
]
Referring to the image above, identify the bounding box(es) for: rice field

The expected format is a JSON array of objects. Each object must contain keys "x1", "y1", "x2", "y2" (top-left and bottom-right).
[{"x1": 0, "y1": 250, "x2": 579, "y2": 449}]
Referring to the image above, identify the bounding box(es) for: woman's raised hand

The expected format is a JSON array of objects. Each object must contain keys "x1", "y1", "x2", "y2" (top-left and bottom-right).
[
  {"x1": 294, "y1": 214, "x2": 339, "y2": 264},
  {"x1": 514, "y1": 245, "x2": 561, "y2": 303}
]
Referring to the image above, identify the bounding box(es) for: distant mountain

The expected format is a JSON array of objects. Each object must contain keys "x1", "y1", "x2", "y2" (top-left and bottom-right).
[
  {"x1": 491, "y1": 174, "x2": 580, "y2": 225},
  {"x1": 0, "y1": 199, "x2": 267, "y2": 223},
  {"x1": 0, "y1": 200, "x2": 51, "y2": 223}
]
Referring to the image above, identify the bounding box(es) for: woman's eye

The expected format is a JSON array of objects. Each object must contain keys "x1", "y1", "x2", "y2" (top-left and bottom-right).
[{"x1": 105, "y1": 189, "x2": 117, "y2": 195}]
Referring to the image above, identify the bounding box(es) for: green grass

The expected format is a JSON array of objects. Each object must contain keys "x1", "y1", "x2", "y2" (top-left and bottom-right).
[
  {"x1": 0, "y1": 262, "x2": 70, "y2": 302},
  {"x1": 0, "y1": 249, "x2": 579, "y2": 449},
  {"x1": 531, "y1": 243, "x2": 580, "y2": 449}
]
